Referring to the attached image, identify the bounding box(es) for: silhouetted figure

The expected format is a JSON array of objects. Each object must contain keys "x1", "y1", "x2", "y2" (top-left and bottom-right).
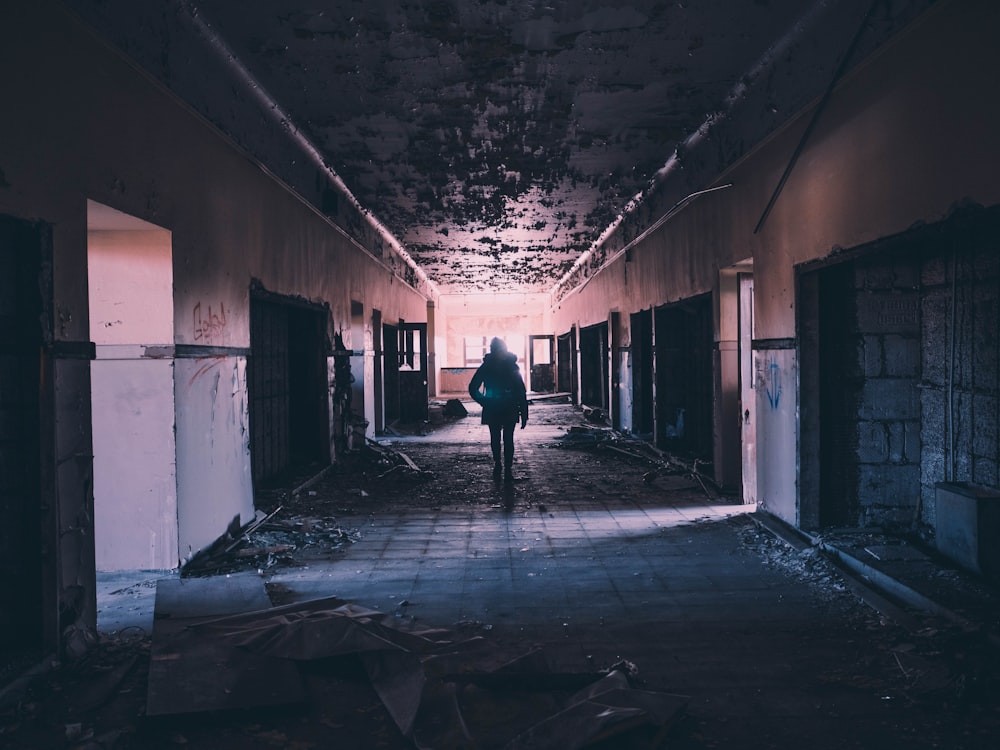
[{"x1": 469, "y1": 337, "x2": 529, "y2": 481}]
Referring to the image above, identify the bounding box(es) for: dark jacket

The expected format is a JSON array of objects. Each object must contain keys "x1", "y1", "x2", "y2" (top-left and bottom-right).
[{"x1": 469, "y1": 351, "x2": 528, "y2": 426}]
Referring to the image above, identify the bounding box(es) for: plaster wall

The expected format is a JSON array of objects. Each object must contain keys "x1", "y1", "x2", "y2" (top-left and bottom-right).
[
  {"x1": 91, "y1": 357, "x2": 178, "y2": 569},
  {"x1": 88, "y1": 227, "x2": 179, "y2": 570},
  {"x1": 174, "y1": 356, "x2": 253, "y2": 562},
  {"x1": 88, "y1": 229, "x2": 173, "y2": 344},
  {"x1": 0, "y1": 2, "x2": 427, "y2": 576}
]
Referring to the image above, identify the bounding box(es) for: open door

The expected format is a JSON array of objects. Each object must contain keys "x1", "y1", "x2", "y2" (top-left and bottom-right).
[
  {"x1": 579, "y1": 322, "x2": 609, "y2": 410},
  {"x1": 653, "y1": 296, "x2": 713, "y2": 458},
  {"x1": 557, "y1": 328, "x2": 576, "y2": 399},
  {"x1": 528, "y1": 335, "x2": 554, "y2": 393},
  {"x1": 739, "y1": 273, "x2": 757, "y2": 504},
  {"x1": 372, "y1": 309, "x2": 384, "y2": 434},
  {"x1": 398, "y1": 323, "x2": 428, "y2": 422}
]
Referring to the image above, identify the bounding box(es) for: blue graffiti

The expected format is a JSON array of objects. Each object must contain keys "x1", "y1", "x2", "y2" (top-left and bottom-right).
[{"x1": 766, "y1": 358, "x2": 782, "y2": 410}]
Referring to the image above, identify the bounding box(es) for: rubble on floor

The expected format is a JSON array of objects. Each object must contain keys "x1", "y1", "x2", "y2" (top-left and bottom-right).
[
  {"x1": 553, "y1": 425, "x2": 722, "y2": 500},
  {"x1": 442, "y1": 398, "x2": 468, "y2": 417},
  {"x1": 156, "y1": 588, "x2": 688, "y2": 749},
  {"x1": 180, "y1": 505, "x2": 360, "y2": 577},
  {"x1": 367, "y1": 439, "x2": 435, "y2": 481}
]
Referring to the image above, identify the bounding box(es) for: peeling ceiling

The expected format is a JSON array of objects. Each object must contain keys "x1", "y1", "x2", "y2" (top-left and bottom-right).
[{"x1": 64, "y1": 0, "x2": 932, "y2": 295}]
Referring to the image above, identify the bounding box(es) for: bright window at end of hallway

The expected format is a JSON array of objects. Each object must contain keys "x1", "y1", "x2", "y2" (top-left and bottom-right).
[{"x1": 464, "y1": 336, "x2": 488, "y2": 365}]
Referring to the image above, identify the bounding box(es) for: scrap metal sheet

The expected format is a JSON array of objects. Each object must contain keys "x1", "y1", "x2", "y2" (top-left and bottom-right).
[{"x1": 145, "y1": 572, "x2": 305, "y2": 717}]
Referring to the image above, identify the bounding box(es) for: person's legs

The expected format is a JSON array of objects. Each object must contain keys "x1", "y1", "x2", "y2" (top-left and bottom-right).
[
  {"x1": 502, "y1": 422, "x2": 516, "y2": 477},
  {"x1": 488, "y1": 423, "x2": 503, "y2": 478}
]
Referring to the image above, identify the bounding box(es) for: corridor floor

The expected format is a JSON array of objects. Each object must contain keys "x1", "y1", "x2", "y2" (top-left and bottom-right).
[
  {"x1": 253, "y1": 402, "x2": 999, "y2": 748},
  {"x1": 5, "y1": 403, "x2": 999, "y2": 749}
]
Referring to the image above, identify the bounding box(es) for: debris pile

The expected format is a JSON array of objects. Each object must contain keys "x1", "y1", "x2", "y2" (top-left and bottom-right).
[
  {"x1": 181, "y1": 436, "x2": 442, "y2": 576},
  {"x1": 173, "y1": 596, "x2": 688, "y2": 748},
  {"x1": 554, "y1": 425, "x2": 721, "y2": 500},
  {"x1": 181, "y1": 506, "x2": 359, "y2": 576},
  {"x1": 739, "y1": 522, "x2": 848, "y2": 601},
  {"x1": 580, "y1": 404, "x2": 607, "y2": 423},
  {"x1": 364, "y1": 438, "x2": 436, "y2": 481},
  {"x1": 442, "y1": 398, "x2": 468, "y2": 417}
]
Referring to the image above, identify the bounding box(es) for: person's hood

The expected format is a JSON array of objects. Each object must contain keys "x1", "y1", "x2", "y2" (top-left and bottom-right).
[{"x1": 484, "y1": 351, "x2": 517, "y2": 366}]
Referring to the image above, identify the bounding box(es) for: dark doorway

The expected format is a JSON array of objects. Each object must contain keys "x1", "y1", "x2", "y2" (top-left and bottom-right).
[
  {"x1": 557, "y1": 328, "x2": 576, "y2": 399},
  {"x1": 800, "y1": 208, "x2": 1000, "y2": 531},
  {"x1": 383, "y1": 322, "x2": 400, "y2": 427},
  {"x1": 528, "y1": 335, "x2": 555, "y2": 393},
  {"x1": 398, "y1": 323, "x2": 428, "y2": 422},
  {"x1": 630, "y1": 309, "x2": 654, "y2": 439},
  {"x1": 814, "y1": 262, "x2": 862, "y2": 528},
  {"x1": 653, "y1": 295, "x2": 713, "y2": 459},
  {"x1": 372, "y1": 309, "x2": 384, "y2": 434},
  {"x1": 248, "y1": 291, "x2": 329, "y2": 486},
  {"x1": 579, "y1": 322, "x2": 609, "y2": 410},
  {"x1": 0, "y1": 215, "x2": 45, "y2": 655}
]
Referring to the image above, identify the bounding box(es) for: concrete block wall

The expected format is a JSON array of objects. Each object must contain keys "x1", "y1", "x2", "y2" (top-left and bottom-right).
[
  {"x1": 920, "y1": 230, "x2": 1000, "y2": 529},
  {"x1": 852, "y1": 254, "x2": 923, "y2": 527}
]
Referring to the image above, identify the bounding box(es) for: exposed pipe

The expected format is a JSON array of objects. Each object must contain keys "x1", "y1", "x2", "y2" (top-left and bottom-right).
[
  {"x1": 555, "y1": 183, "x2": 734, "y2": 303},
  {"x1": 175, "y1": 1, "x2": 439, "y2": 300},
  {"x1": 753, "y1": 0, "x2": 879, "y2": 235},
  {"x1": 551, "y1": 0, "x2": 839, "y2": 302}
]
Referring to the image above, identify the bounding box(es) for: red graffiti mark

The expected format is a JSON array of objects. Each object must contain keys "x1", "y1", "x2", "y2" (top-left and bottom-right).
[
  {"x1": 187, "y1": 356, "x2": 225, "y2": 387},
  {"x1": 193, "y1": 301, "x2": 227, "y2": 342}
]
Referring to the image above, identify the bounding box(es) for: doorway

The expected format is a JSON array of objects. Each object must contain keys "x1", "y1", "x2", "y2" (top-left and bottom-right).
[
  {"x1": 248, "y1": 291, "x2": 329, "y2": 486},
  {"x1": 630, "y1": 309, "x2": 654, "y2": 440},
  {"x1": 0, "y1": 215, "x2": 46, "y2": 653},
  {"x1": 579, "y1": 322, "x2": 609, "y2": 410},
  {"x1": 383, "y1": 322, "x2": 401, "y2": 427},
  {"x1": 350, "y1": 301, "x2": 367, "y2": 432},
  {"x1": 87, "y1": 201, "x2": 178, "y2": 571},
  {"x1": 528, "y1": 335, "x2": 555, "y2": 393},
  {"x1": 372, "y1": 309, "x2": 384, "y2": 434},
  {"x1": 653, "y1": 295, "x2": 713, "y2": 459},
  {"x1": 556, "y1": 328, "x2": 576, "y2": 399},
  {"x1": 398, "y1": 323, "x2": 428, "y2": 422}
]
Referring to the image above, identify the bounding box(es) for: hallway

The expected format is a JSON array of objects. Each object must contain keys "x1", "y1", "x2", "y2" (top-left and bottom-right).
[
  {"x1": 3, "y1": 2, "x2": 1000, "y2": 745},
  {"x1": 267, "y1": 401, "x2": 755, "y2": 629},
  {"x1": 4, "y1": 402, "x2": 988, "y2": 749}
]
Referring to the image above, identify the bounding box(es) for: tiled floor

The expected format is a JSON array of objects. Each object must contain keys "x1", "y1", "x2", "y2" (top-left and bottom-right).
[
  {"x1": 87, "y1": 402, "x2": 1000, "y2": 748},
  {"x1": 266, "y1": 401, "x2": 755, "y2": 630},
  {"x1": 268, "y1": 501, "x2": 753, "y2": 627}
]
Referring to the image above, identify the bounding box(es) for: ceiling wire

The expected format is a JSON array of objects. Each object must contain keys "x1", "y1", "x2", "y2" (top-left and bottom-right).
[
  {"x1": 555, "y1": 183, "x2": 734, "y2": 303},
  {"x1": 753, "y1": 0, "x2": 880, "y2": 235}
]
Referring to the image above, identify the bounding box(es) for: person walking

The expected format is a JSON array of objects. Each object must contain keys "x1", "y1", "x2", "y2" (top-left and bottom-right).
[{"x1": 468, "y1": 337, "x2": 529, "y2": 481}]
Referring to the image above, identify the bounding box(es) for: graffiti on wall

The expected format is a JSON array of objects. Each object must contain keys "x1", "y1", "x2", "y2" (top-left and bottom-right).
[
  {"x1": 193, "y1": 301, "x2": 227, "y2": 343},
  {"x1": 766, "y1": 356, "x2": 782, "y2": 410}
]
